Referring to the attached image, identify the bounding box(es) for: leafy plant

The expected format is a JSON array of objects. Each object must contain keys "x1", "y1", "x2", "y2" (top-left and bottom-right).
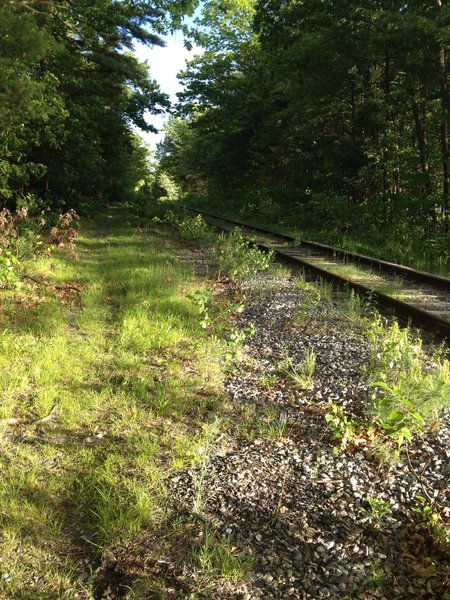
[
  {"x1": 367, "y1": 318, "x2": 450, "y2": 445},
  {"x1": 188, "y1": 290, "x2": 213, "y2": 329},
  {"x1": 360, "y1": 496, "x2": 392, "y2": 525},
  {"x1": 223, "y1": 324, "x2": 255, "y2": 367},
  {"x1": 214, "y1": 229, "x2": 274, "y2": 280},
  {"x1": 413, "y1": 496, "x2": 450, "y2": 550},
  {"x1": 325, "y1": 402, "x2": 356, "y2": 449},
  {"x1": 0, "y1": 251, "x2": 22, "y2": 289},
  {"x1": 278, "y1": 347, "x2": 316, "y2": 390}
]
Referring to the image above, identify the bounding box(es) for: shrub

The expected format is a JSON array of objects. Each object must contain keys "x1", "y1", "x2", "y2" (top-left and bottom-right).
[
  {"x1": 367, "y1": 317, "x2": 449, "y2": 445},
  {"x1": 163, "y1": 210, "x2": 213, "y2": 244},
  {"x1": 213, "y1": 229, "x2": 273, "y2": 280},
  {"x1": 0, "y1": 206, "x2": 80, "y2": 288}
]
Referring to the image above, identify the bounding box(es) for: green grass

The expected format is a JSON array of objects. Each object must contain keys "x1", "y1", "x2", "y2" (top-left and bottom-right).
[
  {"x1": 277, "y1": 348, "x2": 317, "y2": 391},
  {"x1": 0, "y1": 210, "x2": 229, "y2": 598},
  {"x1": 195, "y1": 529, "x2": 253, "y2": 584}
]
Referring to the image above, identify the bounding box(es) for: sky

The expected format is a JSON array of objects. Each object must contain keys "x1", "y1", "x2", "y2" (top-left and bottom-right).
[{"x1": 133, "y1": 30, "x2": 198, "y2": 152}]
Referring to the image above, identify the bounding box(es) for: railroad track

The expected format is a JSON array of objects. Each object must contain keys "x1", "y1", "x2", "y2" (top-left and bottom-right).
[{"x1": 185, "y1": 207, "x2": 450, "y2": 341}]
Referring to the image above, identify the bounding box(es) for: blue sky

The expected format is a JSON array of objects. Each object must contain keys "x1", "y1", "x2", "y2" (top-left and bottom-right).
[{"x1": 133, "y1": 30, "x2": 199, "y2": 152}]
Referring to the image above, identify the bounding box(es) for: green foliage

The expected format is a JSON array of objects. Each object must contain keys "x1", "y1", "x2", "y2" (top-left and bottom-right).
[
  {"x1": 0, "y1": 0, "x2": 194, "y2": 213},
  {"x1": 360, "y1": 496, "x2": 392, "y2": 526},
  {"x1": 0, "y1": 252, "x2": 21, "y2": 289},
  {"x1": 214, "y1": 229, "x2": 274, "y2": 279},
  {"x1": 188, "y1": 290, "x2": 213, "y2": 329},
  {"x1": 223, "y1": 328, "x2": 249, "y2": 366},
  {"x1": 158, "y1": 0, "x2": 450, "y2": 275},
  {"x1": 324, "y1": 403, "x2": 356, "y2": 450},
  {"x1": 343, "y1": 290, "x2": 375, "y2": 325},
  {"x1": 165, "y1": 210, "x2": 214, "y2": 244},
  {"x1": 366, "y1": 318, "x2": 450, "y2": 445},
  {"x1": 413, "y1": 496, "x2": 450, "y2": 551},
  {"x1": 0, "y1": 206, "x2": 79, "y2": 289}
]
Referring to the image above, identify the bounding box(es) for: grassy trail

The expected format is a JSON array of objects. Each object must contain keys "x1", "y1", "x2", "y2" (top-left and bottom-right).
[{"x1": 0, "y1": 211, "x2": 223, "y2": 599}]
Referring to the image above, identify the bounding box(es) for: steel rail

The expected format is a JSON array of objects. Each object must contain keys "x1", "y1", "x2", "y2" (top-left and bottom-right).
[
  {"x1": 184, "y1": 206, "x2": 450, "y2": 341},
  {"x1": 184, "y1": 206, "x2": 450, "y2": 289}
]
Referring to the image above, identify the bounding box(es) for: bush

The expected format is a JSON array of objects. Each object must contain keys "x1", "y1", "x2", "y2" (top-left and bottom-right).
[
  {"x1": 0, "y1": 206, "x2": 80, "y2": 288},
  {"x1": 163, "y1": 210, "x2": 214, "y2": 244},
  {"x1": 213, "y1": 229, "x2": 274, "y2": 280}
]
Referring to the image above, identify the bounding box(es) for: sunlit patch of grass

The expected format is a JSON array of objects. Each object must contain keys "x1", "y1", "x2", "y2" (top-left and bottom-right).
[
  {"x1": 277, "y1": 347, "x2": 316, "y2": 391},
  {"x1": 235, "y1": 404, "x2": 289, "y2": 441},
  {"x1": 0, "y1": 211, "x2": 227, "y2": 597},
  {"x1": 325, "y1": 262, "x2": 406, "y2": 298},
  {"x1": 195, "y1": 529, "x2": 253, "y2": 584}
]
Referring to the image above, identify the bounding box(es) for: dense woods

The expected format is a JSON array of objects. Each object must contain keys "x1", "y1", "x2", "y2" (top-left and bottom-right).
[
  {"x1": 0, "y1": 0, "x2": 196, "y2": 213},
  {"x1": 1, "y1": 0, "x2": 449, "y2": 270},
  {"x1": 156, "y1": 0, "x2": 450, "y2": 271}
]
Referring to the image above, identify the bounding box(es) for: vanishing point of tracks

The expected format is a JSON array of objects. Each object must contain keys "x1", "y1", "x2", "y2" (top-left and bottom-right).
[{"x1": 188, "y1": 208, "x2": 450, "y2": 342}]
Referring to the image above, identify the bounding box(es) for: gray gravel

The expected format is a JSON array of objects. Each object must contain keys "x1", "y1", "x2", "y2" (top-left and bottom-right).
[{"x1": 171, "y1": 271, "x2": 449, "y2": 599}]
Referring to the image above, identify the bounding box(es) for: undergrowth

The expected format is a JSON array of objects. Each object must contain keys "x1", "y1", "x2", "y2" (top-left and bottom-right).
[{"x1": 366, "y1": 317, "x2": 449, "y2": 445}]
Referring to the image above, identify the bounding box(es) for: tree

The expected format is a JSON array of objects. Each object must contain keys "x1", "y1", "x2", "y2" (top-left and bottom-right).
[{"x1": 0, "y1": 0, "x2": 199, "y2": 212}]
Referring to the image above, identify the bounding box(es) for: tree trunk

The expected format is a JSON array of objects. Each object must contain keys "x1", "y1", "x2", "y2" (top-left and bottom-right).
[
  {"x1": 409, "y1": 85, "x2": 432, "y2": 194},
  {"x1": 437, "y1": 0, "x2": 449, "y2": 224}
]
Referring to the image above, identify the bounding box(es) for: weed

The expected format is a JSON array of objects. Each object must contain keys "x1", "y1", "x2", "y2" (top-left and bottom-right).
[
  {"x1": 223, "y1": 324, "x2": 255, "y2": 368},
  {"x1": 278, "y1": 347, "x2": 316, "y2": 390},
  {"x1": 366, "y1": 429, "x2": 401, "y2": 466},
  {"x1": 366, "y1": 317, "x2": 450, "y2": 445},
  {"x1": 413, "y1": 496, "x2": 450, "y2": 550},
  {"x1": 195, "y1": 529, "x2": 252, "y2": 583},
  {"x1": 191, "y1": 419, "x2": 223, "y2": 515},
  {"x1": 343, "y1": 289, "x2": 374, "y2": 324},
  {"x1": 325, "y1": 402, "x2": 356, "y2": 449},
  {"x1": 262, "y1": 408, "x2": 288, "y2": 439},
  {"x1": 236, "y1": 405, "x2": 289, "y2": 441},
  {"x1": 361, "y1": 562, "x2": 387, "y2": 590},
  {"x1": 258, "y1": 372, "x2": 279, "y2": 389},
  {"x1": 294, "y1": 276, "x2": 332, "y2": 324},
  {"x1": 0, "y1": 206, "x2": 79, "y2": 289},
  {"x1": 214, "y1": 229, "x2": 274, "y2": 280},
  {"x1": 360, "y1": 496, "x2": 392, "y2": 525},
  {"x1": 164, "y1": 210, "x2": 214, "y2": 244},
  {"x1": 187, "y1": 290, "x2": 213, "y2": 329}
]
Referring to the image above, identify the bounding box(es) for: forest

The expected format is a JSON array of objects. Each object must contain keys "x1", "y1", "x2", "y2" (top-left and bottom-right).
[
  {"x1": 0, "y1": 0, "x2": 198, "y2": 213},
  {"x1": 1, "y1": 0, "x2": 449, "y2": 275},
  {"x1": 157, "y1": 0, "x2": 450, "y2": 274}
]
